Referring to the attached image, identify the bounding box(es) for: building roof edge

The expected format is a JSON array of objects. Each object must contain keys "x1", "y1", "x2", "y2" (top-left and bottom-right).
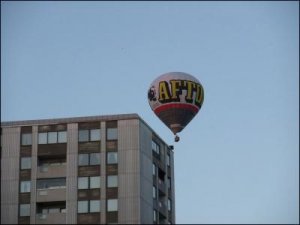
[{"x1": 1, "y1": 113, "x2": 140, "y2": 127}]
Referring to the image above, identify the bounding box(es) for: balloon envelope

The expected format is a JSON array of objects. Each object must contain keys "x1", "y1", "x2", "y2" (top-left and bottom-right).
[{"x1": 148, "y1": 72, "x2": 204, "y2": 136}]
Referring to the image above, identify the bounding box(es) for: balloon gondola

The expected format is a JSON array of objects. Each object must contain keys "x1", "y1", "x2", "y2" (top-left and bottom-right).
[{"x1": 147, "y1": 72, "x2": 204, "y2": 142}]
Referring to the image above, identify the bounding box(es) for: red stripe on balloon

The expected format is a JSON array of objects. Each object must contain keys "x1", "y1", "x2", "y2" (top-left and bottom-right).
[{"x1": 154, "y1": 103, "x2": 199, "y2": 114}]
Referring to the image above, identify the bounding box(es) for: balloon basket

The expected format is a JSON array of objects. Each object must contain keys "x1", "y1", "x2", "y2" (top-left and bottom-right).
[{"x1": 174, "y1": 135, "x2": 180, "y2": 142}]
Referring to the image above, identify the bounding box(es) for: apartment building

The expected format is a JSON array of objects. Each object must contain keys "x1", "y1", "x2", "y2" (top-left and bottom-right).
[{"x1": 1, "y1": 113, "x2": 175, "y2": 224}]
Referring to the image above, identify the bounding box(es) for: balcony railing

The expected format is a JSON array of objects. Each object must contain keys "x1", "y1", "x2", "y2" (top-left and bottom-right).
[
  {"x1": 36, "y1": 212, "x2": 66, "y2": 224},
  {"x1": 37, "y1": 163, "x2": 66, "y2": 178},
  {"x1": 36, "y1": 187, "x2": 66, "y2": 202}
]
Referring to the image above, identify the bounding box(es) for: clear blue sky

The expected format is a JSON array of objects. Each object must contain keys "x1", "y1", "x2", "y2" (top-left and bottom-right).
[{"x1": 1, "y1": 1, "x2": 299, "y2": 224}]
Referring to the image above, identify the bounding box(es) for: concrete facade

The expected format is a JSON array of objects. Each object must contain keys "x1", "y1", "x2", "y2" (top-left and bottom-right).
[{"x1": 1, "y1": 114, "x2": 175, "y2": 224}]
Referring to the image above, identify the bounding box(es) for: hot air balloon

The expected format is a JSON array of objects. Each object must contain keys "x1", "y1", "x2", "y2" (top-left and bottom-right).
[{"x1": 148, "y1": 72, "x2": 204, "y2": 142}]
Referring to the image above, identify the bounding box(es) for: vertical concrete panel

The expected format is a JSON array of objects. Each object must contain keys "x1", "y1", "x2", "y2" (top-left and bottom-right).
[
  {"x1": 100, "y1": 121, "x2": 106, "y2": 224},
  {"x1": 118, "y1": 119, "x2": 140, "y2": 224},
  {"x1": 30, "y1": 126, "x2": 38, "y2": 224},
  {"x1": 139, "y1": 122, "x2": 154, "y2": 224},
  {"x1": 1, "y1": 127, "x2": 20, "y2": 224},
  {"x1": 66, "y1": 123, "x2": 78, "y2": 224}
]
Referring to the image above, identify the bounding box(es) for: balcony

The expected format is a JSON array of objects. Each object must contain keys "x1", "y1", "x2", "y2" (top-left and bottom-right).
[
  {"x1": 158, "y1": 200, "x2": 168, "y2": 217},
  {"x1": 36, "y1": 212, "x2": 66, "y2": 224},
  {"x1": 37, "y1": 163, "x2": 66, "y2": 178},
  {"x1": 158, "y1": 179, "x2": 166, "y2": 195},
  {"x1": 37, "y1": 188, "x2": 66, "y2": 202}
]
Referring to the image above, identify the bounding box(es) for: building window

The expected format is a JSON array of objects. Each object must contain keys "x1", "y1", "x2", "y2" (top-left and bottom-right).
[
  {"x1": 78, "y1": 176, "x2": 100, "y2": 189},
  {"x1": 78, "y1": 130, "x2": 89, "y2": 142},
  {"x1": 107, "y1": 199, "x2": 118, "y2": 212},
  {"x1": 21, "y1": 133, "x2": 32, "y2": 146},
  {"x1": 89, "y1": 153, "x2": 101, "y2": 165},
  {"x1": 78, "y1": 154, "x2": 89, "y2": 166},
  {"x1": 48, "y1": 132, "x2": 57, "y2": 144},
  {"x1": 19, "y1": 204, "x2": 30, "y2": 216},
  {"x1": 153, "y1": 163, "x2": 156, "y2": 175},
  {"x1": 78, "y1": 153, "x2": 100, "y2": 166},
  {"x1": 38, "y1": 133, "x2": 47, "y2": 144},
  {"x1": 38, "y1": 131, "x2": 67, "y2": 144},
  {"x1": 58, "y1": 131, "x2": 67, "y2": 143},
  {"x1": 167, "y1": 154, "x2": 170, "y2": 166},
  {"x1": 152, "y1": 140, "x2": 160, "y2": 155},
  {"x1": 168, "y1": 198, "x2": 172, "y2": 211},
  {"x1": 21, "y1": 157, "x2": 31, "y2": 170},
  {"x1": 78, "y1": 177, "x2": 89, "y2": 189},
  {"x1": 78, "y1": 200, "x2": 101, "y2": 213},
  {"x1": 107, "y1": 128, "x2": 117, "y2": 140},
  {"x1": 107, "y1": 175, "x2": 118, "y2": 188},
  {"x1": 90, "y1": 200, "x2": 100, "y2": 212},
  {"x1": 90, "y1": 176, "x2": 101, "y2": 189},
  {"x1": 79, "y1": 129, "x2": 101, "y2": 142},
  {"x1": 153, "y1": 209, "x2": 157, "y2": 222},
  {"x1": 20, "y1": 181, "x2": 31, "y2": 193},
  {"x1": 90, "y1": 129, "x2": 101, "y2": 141},
  {"x1": 153, "y1": 186, "x2": 156, "y2": 199},
  {"x1": 107, "y1": 152, "x2": 118, "y2": 164},
  {"x1": 78, "y1": 201, "x2": 88, "y2": 213}
]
